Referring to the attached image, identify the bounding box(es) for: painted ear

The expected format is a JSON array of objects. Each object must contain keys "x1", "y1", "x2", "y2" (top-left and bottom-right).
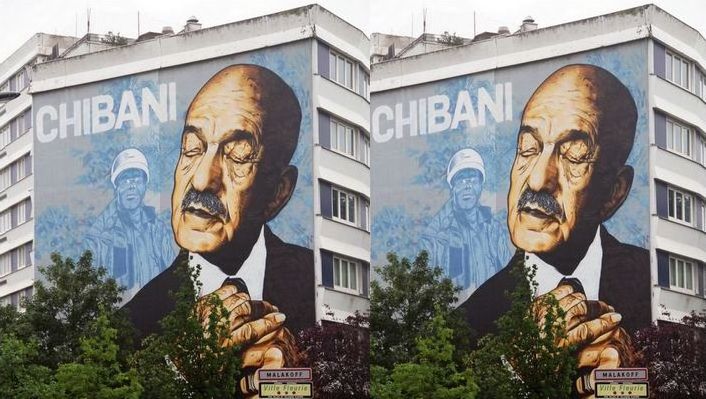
[
  {"x1": 600, "y1": 165, "x2": 633, "y2": 221},
  {"x1": 263, "y1": 165, "x2": 298, "y2": 221}
]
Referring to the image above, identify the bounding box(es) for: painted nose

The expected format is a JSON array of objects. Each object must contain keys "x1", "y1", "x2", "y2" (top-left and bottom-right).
[
  {"x1": 527, "y1": 149, "x2": 558, "y2": 193},
  {"x1": 191, "y1": 146, "x2": 223, "y2": 193}
]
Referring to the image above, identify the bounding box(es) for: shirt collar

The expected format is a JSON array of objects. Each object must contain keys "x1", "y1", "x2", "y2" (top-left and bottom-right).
[
  {"x1": 527, "y1": 227, "x2": 603, "y2": 300},
  {"x1": 189, "y1": 226, "x2": 267, "y2": 300}
]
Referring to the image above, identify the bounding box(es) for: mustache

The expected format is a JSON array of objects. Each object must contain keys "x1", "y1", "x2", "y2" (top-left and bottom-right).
[
  {"x1": 517, "y1": 188, "x2": 564, "y2": 220},
  {"x1": 181, "y1": 188, "x2": 228, "y2": 220}
]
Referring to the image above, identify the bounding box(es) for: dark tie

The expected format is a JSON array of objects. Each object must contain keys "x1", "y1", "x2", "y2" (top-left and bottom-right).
[
  {"x1": 221, "y1": 276, "x2": 249, "y2": 295},
  {"x1": 559, "y1": 277, "x2": 585, "y2": 295}
]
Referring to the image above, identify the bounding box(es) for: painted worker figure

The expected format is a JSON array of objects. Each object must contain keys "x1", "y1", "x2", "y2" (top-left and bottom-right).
[
  {"x1": 460, "y1": 64, "x2": 650, "y2": 398},
  {"x1": 421, "y1": 148, "x2": 512, "y2": 300},
  {"x1": 85, "y1": 148, "x2": 175, "y2": 293},
  {"x1": 124, "y1": 64, "x2": 314, "y2": 397}
]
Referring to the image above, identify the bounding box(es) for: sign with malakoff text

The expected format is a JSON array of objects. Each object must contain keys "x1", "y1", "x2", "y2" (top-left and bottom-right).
[
  {"x1": 594, "y1": 368, "x2": 648, "y2": 381},
  {"x1": 258, "y1": 368, "x2": 312, "y2": 381}
]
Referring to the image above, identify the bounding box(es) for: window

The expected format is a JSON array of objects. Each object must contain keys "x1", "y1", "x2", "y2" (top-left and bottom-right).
[
  {"x1": 666, "y1": 118, "x2": 693, "y2": 156},
  {"x1": 333, "y1": 256, "x2": 360, "y2": 294},
  {"x1": 0, "y1": 198, "x2": 32, "y2": 233},
  {"x1": 332, "y1": 187, "x2": 357, "y2": 225},
  {"x1": 701, "y1": 136, "x2": 706, "y2": 167},
  {"x1": 668, "y1": 187, "x2": 693, "y2": 225},
  {"x1": 0, "y1": 286, "x2": 33, "y2": 312},
  {"x1": 361, "y1": 135, "x2": 370, "y2": 166},
  {"x1": 328, "y1": 117, "x2": 370, "y2": 165},
  {"x1": 329, "y1": 50, "x2": 357, "y2": 91},
  {"x1": 330, "y1": 118, "x2": 357, "y2": 158},
  {"x1": 0, "y1": 242, "x2": 32, "y2": 277},
  {"x1": 669, "y1": 256, "x2": 697, "y2": 294},
  {"x1": 666, "y1": 51, "x2": 692, "y2": 90}
]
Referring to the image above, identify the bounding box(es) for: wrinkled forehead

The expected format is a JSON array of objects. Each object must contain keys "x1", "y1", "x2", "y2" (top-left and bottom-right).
[
  {"x1": 521, "y1": 74, "x2": 604, "y2": 141},
  {"x1": 186, "y1": 75, "x2": 266, "y2": 134}
]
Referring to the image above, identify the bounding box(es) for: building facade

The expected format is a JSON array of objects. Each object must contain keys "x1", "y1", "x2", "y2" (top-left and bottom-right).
[
  {"x1": 371, "y1": 4, "x2": 705, "y2": 330},
  {"x1": 2, "y1": 5, "x2": 371, "y2": 333},
  {"x1": 0, "y1": 34, "x2": 78, "y2": 309}
]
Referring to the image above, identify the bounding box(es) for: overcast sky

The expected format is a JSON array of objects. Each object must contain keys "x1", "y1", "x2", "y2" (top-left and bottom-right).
[{"x1": 1, "y1": 0, "x2": 705, "y2": 61}]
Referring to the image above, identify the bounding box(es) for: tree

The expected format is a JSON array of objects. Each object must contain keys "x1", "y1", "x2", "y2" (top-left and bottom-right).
[
  {"x1": 468, "y1": 255, "x2": 576, "y2": 399},
  {"x1": 132, "y1": 258, "x2": 242, "y2": 399},
  {"x1": 20, "y1": 252, "x2": 131, "y2": 369},
  {"x1": 0, "y1": 335, "x2": 56, "y2": 399},
  {"x1": 633, "y1": 311, "x2": 706, "y2": 398},
  {"x1": 54, "y1": 309, "x2": 142, "y2": 399},
  {"x1": 100, "y1": 32, "x2": 129, "y2": 46},
  {"x1": 372, "y1": 311, "x2": 478, "y2": 399},
  {"x1": 437, "y1": 31, "x2": 464, "y2": 46},
  {"x1": 370, "y1": 251, "x2": 469, "y2": 370},
  {"x1": 298, "y1": 312, "x2": 370, "y2": 399}
]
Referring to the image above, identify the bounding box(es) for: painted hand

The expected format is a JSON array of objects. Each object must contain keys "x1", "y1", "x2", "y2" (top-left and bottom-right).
[
  {"x1": 532, "y1": 282, "x2": 621, "y2": 348},
  {"x1": 239, "y1": 327, "x2": 302, "y2": 398},
  {"x1": 574, "y1": 327, "x2": 635, "y2": 399},
  {"x1": 196, "y1": 284, "x2": 285, "y2": 347}
]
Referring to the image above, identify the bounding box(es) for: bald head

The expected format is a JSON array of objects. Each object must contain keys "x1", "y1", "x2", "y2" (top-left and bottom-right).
[
  {"x1": 189, "y1": 64, "x2": 302, "y2": 172},
  {"x1": 524, "y1": 64, "x2": 637, "y2": 172},
  {"x1": 172, "y1": 64, "x2": 302, "y2": 253},
  {"x1": 507, "y1": 64, "x2": 638, "y2": 256}
]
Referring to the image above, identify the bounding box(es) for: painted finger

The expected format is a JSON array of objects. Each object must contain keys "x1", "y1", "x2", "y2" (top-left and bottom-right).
[
  {"x1": 229, "y1": 300, "x2": 279, "y2": 331},
  {"x1": 597, "y1": 346, "x2": 621, "y2": 369},
  {"x1": 575, "y1": 371, "x2": 595, "y2": 396},
  {"x1": 262, "y1": 346, "x2": 286, "y2": 369},
  {"x1": 561, "y1": 312, "x2": 622, "y2": 347},
  {"x1": 566, "y1": 300, "x2": 614, "y2": 330},
  {"x1": 227, "y1": 313, "x2": 286, "y2": 346},
  {"x1": 239, "y1": 371, "x2": 259, "y2": 397},
  {"x1": 242, "y1": 346, "x2": 267, "y2": 369}
]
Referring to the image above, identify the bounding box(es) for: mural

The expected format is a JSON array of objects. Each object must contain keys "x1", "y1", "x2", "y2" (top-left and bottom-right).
[
  {"x1": 33, "y1": 43, "x2": 315, "y2": 396},
  {"x1": 371, "y1": 42, "x2": 650, "y2": 398}
]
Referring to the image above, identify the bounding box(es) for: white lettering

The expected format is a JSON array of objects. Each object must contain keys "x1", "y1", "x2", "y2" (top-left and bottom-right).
[
  {"x1": 36, "y1": 106, "x2": 58, "y2": 143},
  {"x1": 372, "y1": 105, "x2": 394, "y2": 143},
  {"x1": 450, "y1": 90, "x2": 477, "y2": 129},
  {"x1": 36, "y1": 83, "x2": 177, "y2": 143},
  {"x1": 142, "y1": 84, "x2": 168, "y2": 125},
  {"x1": 59, "y1": 101, "x2": 82, "y2": 138},
  {"x1": 395, "y1": 101, "x2": 418, "y2": 138},
  {"x1": 477, "y1": 84, "x2": 504, "y2": 126},
  {"x1": 115, "y1": 91, "x2": 141, "y2": 130},
  {"x1": 92, "y1": 95, "x2": 115, "y2": 134},
  {"x1": 427, "y1": 95, "x2": 451, "y2": 134}
]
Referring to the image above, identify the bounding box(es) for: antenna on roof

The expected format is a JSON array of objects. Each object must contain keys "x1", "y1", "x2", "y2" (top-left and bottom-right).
[
  {"x1": 423, "y1": 8, "x2": 427, "y2": 34},
  {"x1": 137, "y1": 11, "x2": 141, "y2": 37},
  {"x1": 87, "y1": 8, "x2": 91, "y2": 34}
]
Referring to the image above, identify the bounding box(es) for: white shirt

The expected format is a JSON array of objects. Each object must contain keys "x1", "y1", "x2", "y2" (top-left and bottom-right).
[
  {"x1": 527, "y1": 228, "x2": 603, "y2": 300},
  {"x1": 189, "y1": 226, "x2": 267, "y2": 300}
]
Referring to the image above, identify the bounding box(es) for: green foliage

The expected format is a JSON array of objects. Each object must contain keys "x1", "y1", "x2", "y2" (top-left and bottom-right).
[
  {"x1": 370, "y1": 251, "x2": 468, "y2": 369},
  {"x1": 54, "y1": 309, "x2": 142, "y2": 399},
  {"x1": 468, "y1": 255, "x2": 576, "y2": 399},
  {"x1": 437, "y1": 31, "x2": 464, "y2": 46},
  {"x1": 0, "y1": 335, "x2": 56, "y2": 399},
  {"x1": 372, "y1": 311, "x2": 478, "y2": 399},
  {"x1": 100, "y1": 32, "x2": 129, "y2": 46},
  {"x1": 20, "y1": 252, "x2": 131, "y2": 369},
  {"x1": 132, "y1": 257, "x2": 242, "y2": 399}
]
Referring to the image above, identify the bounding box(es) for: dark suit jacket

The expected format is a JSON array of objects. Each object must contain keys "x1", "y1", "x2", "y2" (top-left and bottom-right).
[
  {"x1": 124, "y1": 226, "x2": 315, "y2": 342},
  {"x1": 459, "y1": 226, "x2": 651, "y2": 342}
]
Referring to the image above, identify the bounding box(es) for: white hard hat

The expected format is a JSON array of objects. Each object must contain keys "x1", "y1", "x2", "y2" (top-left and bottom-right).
[
  {"x1": 446, "y1": 148, "x2": 485, "y2": 187},
  {"x1": 111, "y1": 148, "x2": 149, "y2": 187}
]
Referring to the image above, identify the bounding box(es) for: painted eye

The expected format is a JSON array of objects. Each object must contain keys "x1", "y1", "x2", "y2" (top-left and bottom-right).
[
  {"x1": 182, "y1": 133, "x2": 204, "y2": 157},
  {"x1": 224, "y1": 139, "x2": 257, "y2": 164},
  {"x1": 518, "y1": 133, "x2": 540, "y2": 157}
]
